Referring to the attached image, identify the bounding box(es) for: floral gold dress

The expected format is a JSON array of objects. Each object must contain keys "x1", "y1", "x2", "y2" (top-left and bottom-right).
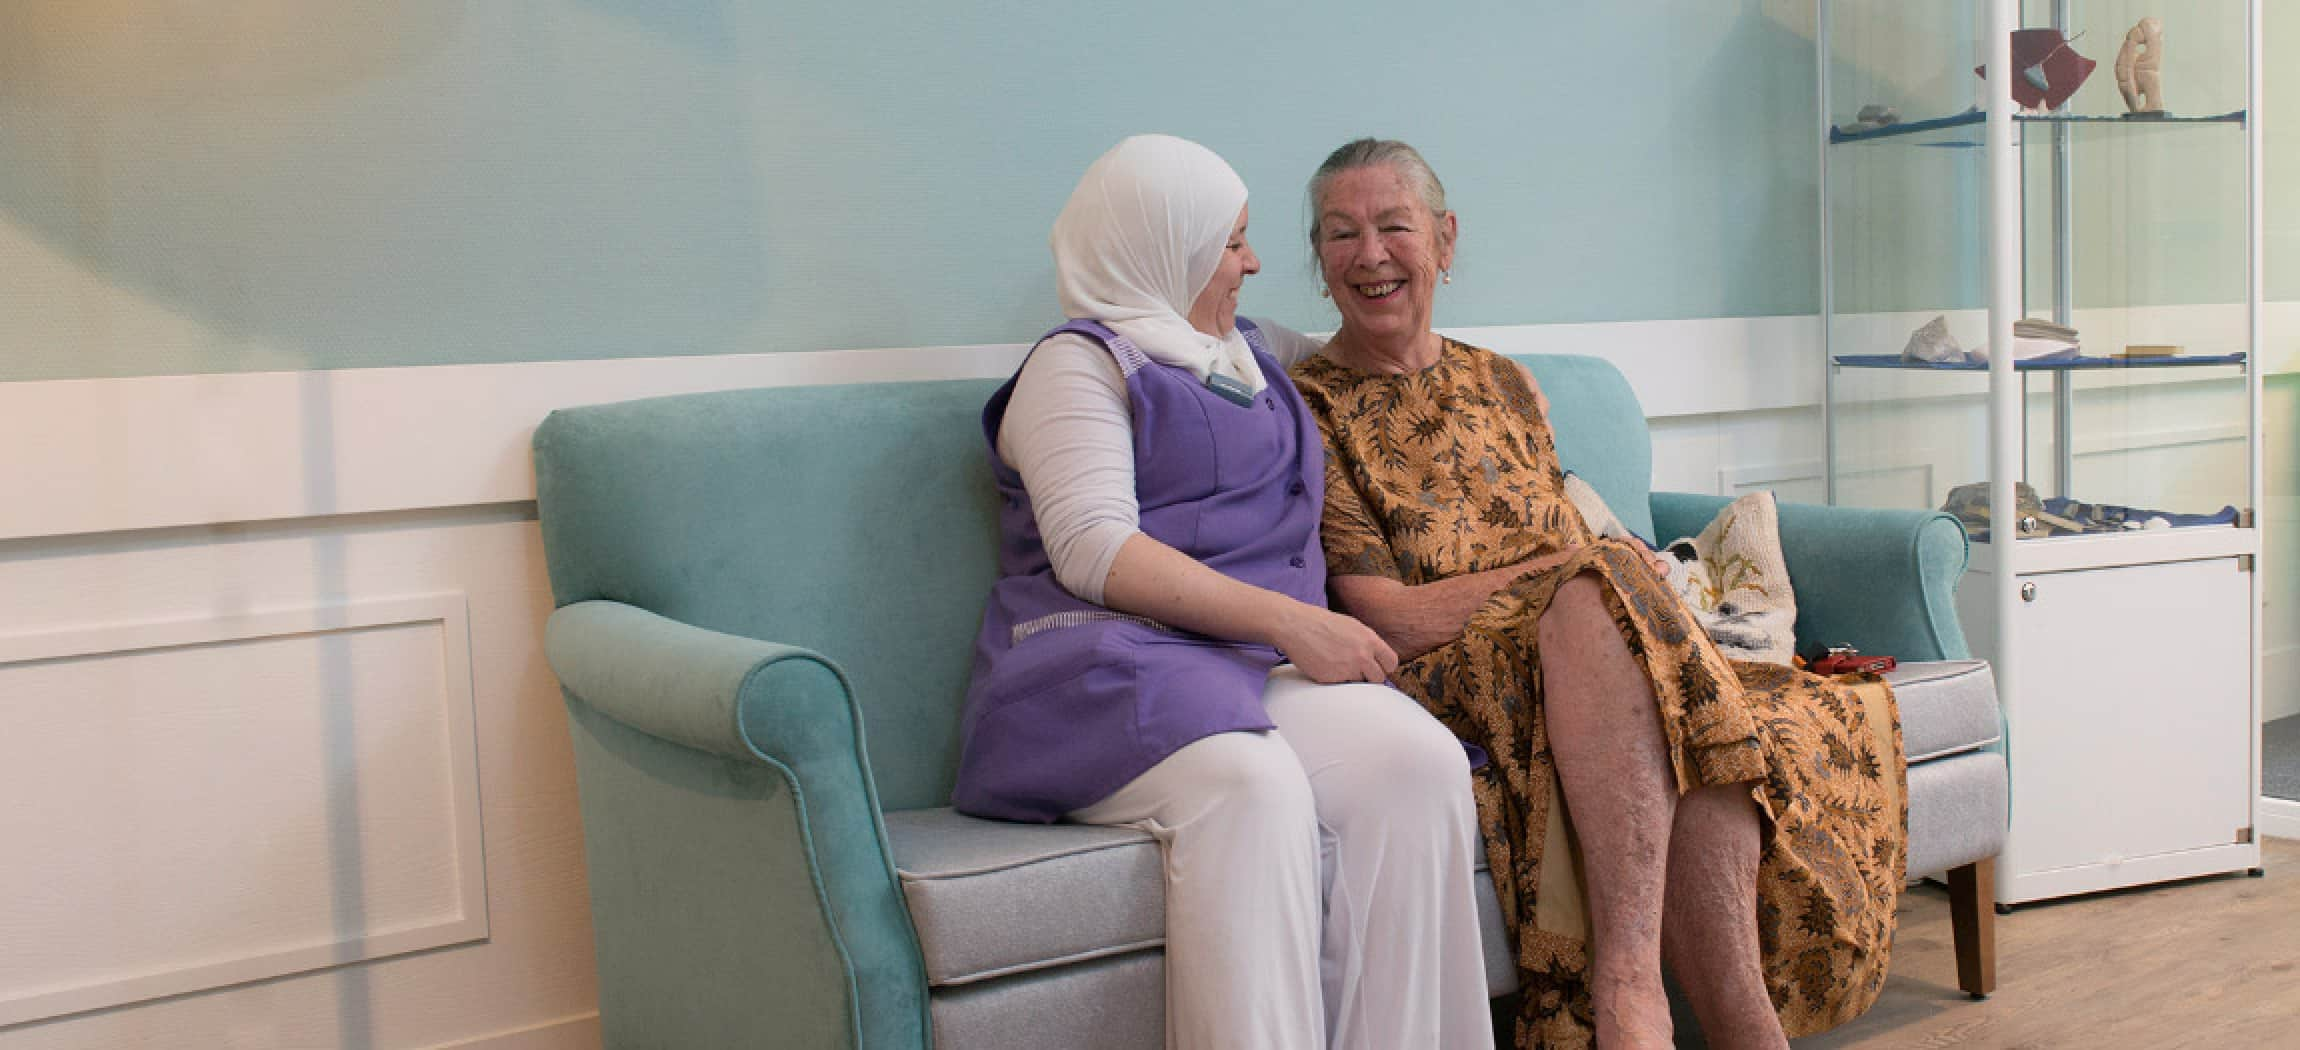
[{"x1": 1292, "y1": 340, "x2": 1906, "y2": 1048}]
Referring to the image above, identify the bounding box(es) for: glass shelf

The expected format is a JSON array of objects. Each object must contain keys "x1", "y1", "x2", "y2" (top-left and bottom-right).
[
  {"x1": 1830, "y1": 108, "x2": 2247, "y2": 146},
  {"x1": 1832, "y1": 352, "x2": 2247, "y2": 371}
]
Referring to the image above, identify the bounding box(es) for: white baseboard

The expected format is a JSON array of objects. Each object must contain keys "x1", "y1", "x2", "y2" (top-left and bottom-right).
[{"x1": 2261, "y1": 797, "x2": 2300, "y2": 842}]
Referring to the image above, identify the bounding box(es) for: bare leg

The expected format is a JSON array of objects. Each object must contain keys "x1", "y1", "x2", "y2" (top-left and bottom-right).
[
  {"x1": 1661, "y1": 784, "x2": 1788, "y2": 1050},
  {"x1": 1539, "y1": 573, "x2": 1676, "y2": 1050}
]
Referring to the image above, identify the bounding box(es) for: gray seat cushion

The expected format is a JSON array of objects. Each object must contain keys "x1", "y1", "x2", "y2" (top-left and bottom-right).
[
  {"x1": 891, "y1": 662, "x2": 2006, "y2": 1002},
  {"x1": 1886, "y1": 659, "x2": 2002, "y2": 762},
  {"x1": 930, "y1": 949, "x2": 1165, "y2": 1050},
  {"x1": 1906, "y1": 750, "x2": 2010, "y2": 876},
  {"x1": 885, "y1": 808, "x2": 1165, "y2": 987}
]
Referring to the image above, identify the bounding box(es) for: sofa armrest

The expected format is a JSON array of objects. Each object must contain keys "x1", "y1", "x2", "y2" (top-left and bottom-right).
[
  {"x1": 548, "y1": 598, "x2": 857, "y2": 761},
  {"x1": 546, "y1": 600, "x2": 930, "y2": 1050},
  {"x1": 1649, "y1": 493, "x2": 1973, "y2": 662}
]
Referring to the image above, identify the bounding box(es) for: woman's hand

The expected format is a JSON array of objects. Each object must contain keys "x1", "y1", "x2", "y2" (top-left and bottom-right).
[
  {"x1": 1274, "y1": 605, "x2": 1400, "y2": 685},
  {"x1": 1102, "y1": 535, "x2": 1399, "y2": 682}
]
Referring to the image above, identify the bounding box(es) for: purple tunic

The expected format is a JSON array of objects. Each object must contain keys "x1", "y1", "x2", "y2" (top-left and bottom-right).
[{"x1": 951, "y1": 318, "x2": 1328, "y2": 823}]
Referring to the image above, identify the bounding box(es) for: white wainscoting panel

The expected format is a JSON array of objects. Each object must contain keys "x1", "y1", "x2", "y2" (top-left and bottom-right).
[
  {"x1": 423, "y1": 1014, "x2": 601, "y2": 1050},
  {"x1": 0, "y1": 597, "x2": 486, "y2": 1028},
  {"x1": 2260, "y1": 797, "x2": 2300, "y2": 843},
  {"x1": 1716, "y1": 457, "x2": 1934, "y2": 511},
  {"x1": 0, "y1": 521, "x2": 597, "y2": 1050},
  {"x1": 1647, "y1": 417, "x2": 1729, "y2": 500},
  {"x1": 2266, "y1": 644, "x2": 2300, "y2": 724}
]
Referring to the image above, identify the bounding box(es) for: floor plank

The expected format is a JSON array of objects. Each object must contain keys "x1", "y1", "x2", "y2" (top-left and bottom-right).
[{"x1": 1767, "y1": 838, "x2": 2298, "y2": 1050}]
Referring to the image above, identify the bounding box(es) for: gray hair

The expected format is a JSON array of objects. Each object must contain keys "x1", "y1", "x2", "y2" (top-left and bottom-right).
[{"x1": 1306, "y1": 138, "x2": 1450, "y2": 246}]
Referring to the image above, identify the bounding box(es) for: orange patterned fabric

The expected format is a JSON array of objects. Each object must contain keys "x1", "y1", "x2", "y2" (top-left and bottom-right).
[{"x1": 1292, "y1": 341, "x2": 1907, "y2": 1046}]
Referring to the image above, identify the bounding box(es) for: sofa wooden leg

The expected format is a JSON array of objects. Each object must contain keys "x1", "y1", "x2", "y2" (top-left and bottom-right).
[{"x1": 1946, "y1": 857, "x2": 1997, "y2": 998}]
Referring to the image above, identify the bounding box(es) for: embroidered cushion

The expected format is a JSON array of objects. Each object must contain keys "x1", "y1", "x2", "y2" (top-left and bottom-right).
[
  {"x1": 1563, "y1": 474, "x2": 1797, "y2": 664},
  {"x1": 1664, "y1": 491, "x2": 1797, "y2": 664}
]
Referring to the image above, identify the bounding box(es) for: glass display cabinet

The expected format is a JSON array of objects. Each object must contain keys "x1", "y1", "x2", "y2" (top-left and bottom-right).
[{"x1": 1818, "y1": 0, "x2": 2263, "y2": 905}]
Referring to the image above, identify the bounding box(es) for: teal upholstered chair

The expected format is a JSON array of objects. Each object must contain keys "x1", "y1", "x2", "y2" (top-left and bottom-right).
[{"x1": 533, "y1": 354, "x2": 2004, "y2": 1049}]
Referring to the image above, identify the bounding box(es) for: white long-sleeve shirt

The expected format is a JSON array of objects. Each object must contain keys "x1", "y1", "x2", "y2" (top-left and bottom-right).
[{"x1": 995, "y1": 318, "x2": 1325, "y2": 603}]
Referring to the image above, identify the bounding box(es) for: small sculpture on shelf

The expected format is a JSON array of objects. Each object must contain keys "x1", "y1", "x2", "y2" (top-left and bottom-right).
[
  {"x1": 1897, "y1": 315, "x2": 2080, "y2": 365},
  {"x1": 1976, "y1": 28, "x2": 2095, "y2": 113},
  {"x1": 2115, "y1": 17, "x2": 2167, "y2": 117},
  {"x1": 1901, "y1": 315, "x2": 1966, "y2": 364},
  {"x1": 1839, "y1": 104, "x2": 1901, "y2": 135},
  {"x1": 1979, "y1": 316, "x2": 2080, "y2": 364}
]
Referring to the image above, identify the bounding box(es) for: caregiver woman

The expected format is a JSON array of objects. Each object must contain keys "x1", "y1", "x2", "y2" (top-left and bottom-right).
[{"x1": 951, "y1": 135, "x2": 1492, "y2": 1050}]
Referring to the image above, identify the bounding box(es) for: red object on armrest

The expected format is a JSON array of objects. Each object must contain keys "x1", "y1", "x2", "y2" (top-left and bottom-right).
[{"x1": 1811, "y1": 647, "x2": 1898, "y2": 676}]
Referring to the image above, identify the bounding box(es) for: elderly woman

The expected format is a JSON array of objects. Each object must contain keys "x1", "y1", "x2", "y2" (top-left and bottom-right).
[
  {"x1": 1288, "y1": 139, "x2": 1905, "y2": 1050},
  {"x1": 952, "y1": 135, "x2": 1492, "y2": 1050}
]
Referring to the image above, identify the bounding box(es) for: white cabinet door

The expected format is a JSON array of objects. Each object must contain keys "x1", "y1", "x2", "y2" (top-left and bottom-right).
[{"x1": 2001, "y1": 557, "x2": 2253, "y2": 880}]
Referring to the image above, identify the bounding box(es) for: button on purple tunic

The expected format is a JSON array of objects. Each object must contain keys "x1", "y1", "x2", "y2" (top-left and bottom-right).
[{"x1": 952, "y1": 319, "x2": 1328, "y2": 823}]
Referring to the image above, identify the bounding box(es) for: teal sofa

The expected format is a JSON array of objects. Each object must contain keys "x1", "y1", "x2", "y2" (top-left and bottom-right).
[{"x1": 533, "y1": 354, "x2": 2005, "y2": 1049}]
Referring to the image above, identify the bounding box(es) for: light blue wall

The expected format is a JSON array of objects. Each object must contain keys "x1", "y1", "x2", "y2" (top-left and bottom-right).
[
  {"x1": 0, "y1": 2, "x2": 1819, "y2": 382},
  {"x1": 2, "y1": 3, "x2": 2290, "y2": 382}
]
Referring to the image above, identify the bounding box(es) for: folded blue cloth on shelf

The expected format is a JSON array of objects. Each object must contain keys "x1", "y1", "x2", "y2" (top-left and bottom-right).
[
  {"x1": 2041, "y1": 498, "x2": 2240, "y2": 531},
  {"x1": 1836, "y1": 352, "x2": 2248, "y2": 371},
  {"x1": 1958, "y1": 498, "x2": 2238, "y2": 543}
]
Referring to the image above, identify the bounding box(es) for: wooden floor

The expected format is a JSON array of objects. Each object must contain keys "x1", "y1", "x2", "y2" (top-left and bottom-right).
[{"x1": 1746, "y1": 837, "x2": 2300, "y2": 1049}]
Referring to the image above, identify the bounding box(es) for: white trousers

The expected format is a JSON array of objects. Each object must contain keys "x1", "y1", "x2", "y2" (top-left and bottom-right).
[{"x1": 1071, "y1": 668, "x2": 1494, "y2": 1050}]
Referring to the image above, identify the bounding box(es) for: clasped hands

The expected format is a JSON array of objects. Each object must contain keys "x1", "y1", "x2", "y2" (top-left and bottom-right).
[{"x1": 1278, "y1": 541, "x2": 1673, "y2": 686}]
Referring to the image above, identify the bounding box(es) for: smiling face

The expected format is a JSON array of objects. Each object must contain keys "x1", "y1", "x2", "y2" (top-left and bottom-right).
[
  {"x1": 1186, "y1": 205, "x2": 1260, "y2": 338},
  {"x1": 1313, "y1": 165, "x2": 1456, "y2": 353}
]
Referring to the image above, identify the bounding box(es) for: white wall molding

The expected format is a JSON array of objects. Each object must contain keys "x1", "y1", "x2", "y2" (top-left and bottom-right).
[
  {"x1": 2255, "y1": 300, "x2": 2300, "y2": 374},
  {"x1": 0, "y1": 594, "x2": 488, "y2": 1029},
  {"x1": 1718, "y1": 456, "x2": 1936, "y2": 495},
  {"x1": 4, "y1": 302, "x2": 2294, "y2": 544},
  {"x1": 2264, "y1": 642, "x2": 2300, "y2": 723},
  {"x1": 1443, "y1": 314, "x2": 1821, "y2": 417},
  {"x1": 421, "y1": 1013, "x2": 600, "y2": 1050},
  {"x1": 2261, "y1": 797, "x2": 2300, "y2": 842},
  {"x1": 1717, "y1": 455, "x2": 1939, "y2": 511},
  {"x1": 1719, "y1": 459, "x2": 1824, "y2": 498},
  {"x1": 0, "y1": 342, "x2": 1031, "y2": 544},
  {"x1": 0, "y1": 315, "x2": 1827, "y2": 544},
  {"x1": 2072, "y1": 422, "x2": 2249, "y2": 458}
]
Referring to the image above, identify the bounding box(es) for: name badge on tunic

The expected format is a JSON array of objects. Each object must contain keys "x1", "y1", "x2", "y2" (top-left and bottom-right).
[{"x1": 1204, "y1": 372, "x2": 1257, "y2": 407}]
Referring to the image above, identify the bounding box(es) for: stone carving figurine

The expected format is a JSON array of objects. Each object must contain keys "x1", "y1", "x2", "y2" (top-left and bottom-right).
[{"x1": 2115, "y1": 17, "x2": 2166, "y2": 116}]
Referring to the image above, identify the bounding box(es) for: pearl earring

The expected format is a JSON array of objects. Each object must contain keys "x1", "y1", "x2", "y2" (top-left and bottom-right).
[
  {"x1": 1318, "y1": 285, "x2": 1330, "y2": 299},
  {"x1": 1441, "y1": 270, "x2": 1452, "y2": 285}
]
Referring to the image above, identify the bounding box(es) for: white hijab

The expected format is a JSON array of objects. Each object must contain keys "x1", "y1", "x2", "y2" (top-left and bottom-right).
[{"x1": 1050, "y1": 134, "x2": 1265, "y2": 394}]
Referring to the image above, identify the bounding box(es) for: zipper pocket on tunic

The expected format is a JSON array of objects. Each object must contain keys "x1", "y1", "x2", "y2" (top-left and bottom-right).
[{"x1": 1009, "y1": 610, "x2": 1178, "y2": 647}]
